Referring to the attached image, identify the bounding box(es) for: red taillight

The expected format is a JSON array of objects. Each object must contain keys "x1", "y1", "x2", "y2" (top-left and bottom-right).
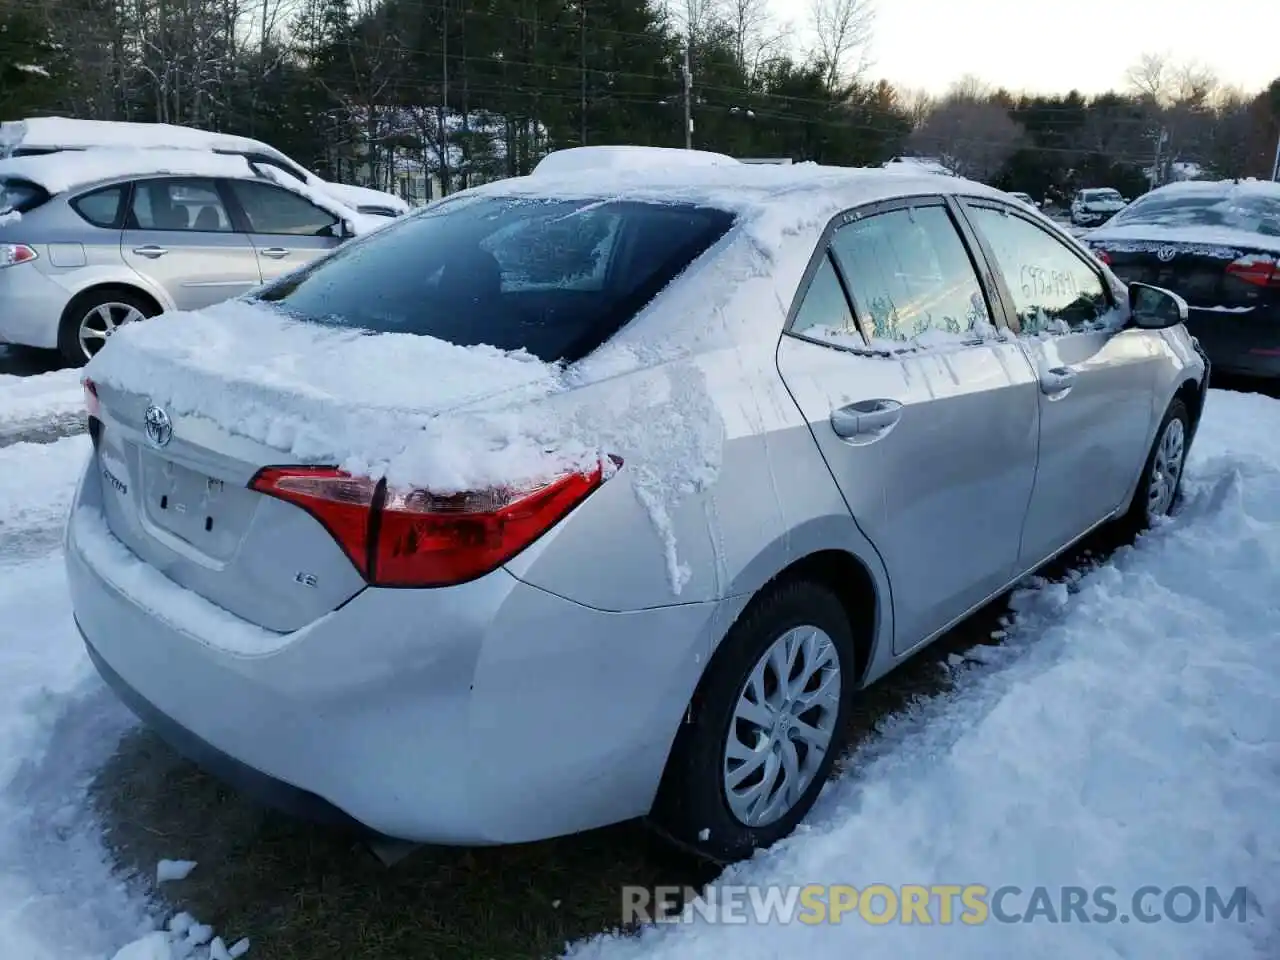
[
  {"x1": 0, "y1": 243, "x2": 38, "y2": 267},
  {"x1": 82, "y1": 376, "x2": 101, "y2": 418},
  {"x1": 1092, "y1": 247, "x2": 1112, "y2": 265},
  {"x1": 1225, "y1": 256, "x2": 1279, "y2": 288},
  {"x1": 250, "y1": 459, "x2": 617, "y2": 587}
]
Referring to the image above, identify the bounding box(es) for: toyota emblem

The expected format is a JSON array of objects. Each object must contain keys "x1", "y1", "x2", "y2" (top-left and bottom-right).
[
  {"x1": 143, "y1": 404, "x2": 173, "y2": 447},
  {"x1": 1156, "y1": 245, "x2": 1178, "y2": 262}
]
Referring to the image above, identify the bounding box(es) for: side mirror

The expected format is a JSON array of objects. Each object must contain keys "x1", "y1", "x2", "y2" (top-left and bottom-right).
[{"x1": 1128, "y1": 282, "x2": 1188, "y2": 330}]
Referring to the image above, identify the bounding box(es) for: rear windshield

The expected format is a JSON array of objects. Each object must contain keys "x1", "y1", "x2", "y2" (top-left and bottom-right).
[
  {"x1": 0, "y1": 178, "x2": 49, "y2": 216},
  {"x1": 1084, "y1": 190, "x2": 1120, "y2": 201},
  {"x1": 1110, "y1": 188, "x2": 1280, "y2": 237},
  {"x1": 254, "y1": 196, "x2": 735, "y2": 363}
]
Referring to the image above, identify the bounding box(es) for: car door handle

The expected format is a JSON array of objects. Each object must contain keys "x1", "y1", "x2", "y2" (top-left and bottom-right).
[
  {"x1": 1039, "y1": 366, "x2": 1077, "y2": 396},
  {"x1": 830, "y1": 399, "x2": 904, "y2": 441},
  {"x1": 260, "y1": 247, "x2": 290, "y2": 259},
  {"x1": 132, "y1": 245, "x2": 167, "y2": 258}
]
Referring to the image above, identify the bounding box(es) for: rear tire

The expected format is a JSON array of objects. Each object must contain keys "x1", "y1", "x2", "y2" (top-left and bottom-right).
[
  {"x1": 57, "y1": 288, "x2": 156, "y2": 367},
  {"x1": 1122, "y1": 398, "x2": 1190, "y2": 533},
  {"x1": 652, "y1": 580, "x2": 855, "y2": 863}
]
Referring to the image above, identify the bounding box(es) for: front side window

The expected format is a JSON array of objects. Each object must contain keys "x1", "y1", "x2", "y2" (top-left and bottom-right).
[
  {"x1": 254, "y1": 196, "x2": 735, "y2": 364},
  {"x1": 829, "y1": 204, "x2": 992, "y2": 344},
  {"x1": 129, "y1": 178, "x2": 232, "y2": 232},
  {"x1": 228, "y1": 180, "x2": 338, "y2": 236},
  {"x1": 967, "y1": 204, "x2": 1110, "y2": 334}
]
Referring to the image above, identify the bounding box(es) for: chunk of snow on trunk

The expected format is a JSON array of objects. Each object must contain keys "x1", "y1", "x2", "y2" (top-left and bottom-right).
[
  {"x1": 209, "y1": 935, "x2": 232, "y2": 960},
  {"x1": 156, "y1": 859, "x2": 197, "y2": 883},
  {"x1": 228, "y1": 939, "x2": 251, "y2": 959}
]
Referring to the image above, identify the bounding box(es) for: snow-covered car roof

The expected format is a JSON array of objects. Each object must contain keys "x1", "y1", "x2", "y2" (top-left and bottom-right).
[
  {"x1": 0, "y1": 117, "x2": 411, "y2": 216},
  {"x1": 0, "y1": 147, "x2": 381, "y2": 233},
  {"x1": 2, "y1": 117, "x2": 289, "y2": 165},
  {"x1": 467, "y1": 161, "x2": 1014, "y2": 230},
  {"x1": 532, "y1": 146, "x2": 740, "y2": 177}
]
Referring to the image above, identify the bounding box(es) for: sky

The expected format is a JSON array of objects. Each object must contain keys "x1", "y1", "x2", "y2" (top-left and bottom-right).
[{"x1": 770, "y1": 0, "x2": 1279, "y2": 97}]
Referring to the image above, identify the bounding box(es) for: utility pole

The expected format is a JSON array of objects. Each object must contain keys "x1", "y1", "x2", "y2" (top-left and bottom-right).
[
  {"x1": 1271, "y1": 126, "x2": 1280, "y2": 181},
  {"x1": 579, "y1": 0, "x2": 587, "y2": 146},
  {"x1": 682, "y1": 42, "x2": 693, "y2": 149},
  {"x1": 440, "y1": 0, "x2": 449, "y2": 197}
]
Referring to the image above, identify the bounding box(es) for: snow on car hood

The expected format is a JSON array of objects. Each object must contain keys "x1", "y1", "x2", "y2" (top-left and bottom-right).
[{"x1": 1087, "y1": 222, "x2": 1280, "y2": 257}]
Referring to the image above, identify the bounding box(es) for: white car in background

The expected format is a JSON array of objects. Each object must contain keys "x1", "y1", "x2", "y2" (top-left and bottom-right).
[
  {"x1": 1070, "y1": 188, "x2": 1127, "y2": 227},
  {"x1": 0, "y1": 117, "x2": 409, "y2": 220},
  {"x1": 1006, "y1": 191, "x2": 1040, "y2": 210}
]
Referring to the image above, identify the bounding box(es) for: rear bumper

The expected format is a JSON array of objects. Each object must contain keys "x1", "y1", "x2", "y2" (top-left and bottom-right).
[
  {"x1": 82, "y1": 631, "x2": 365, "y2": 831},
  {"x1": 67, "y1": 461, "x2": 723, "y2": 844},
  {"x1": 0, "y1": 262, "x2": 67, "y2": 349},
  {"x1": 1187, "y1": 306, "x2": 1280, "y2": 379}
]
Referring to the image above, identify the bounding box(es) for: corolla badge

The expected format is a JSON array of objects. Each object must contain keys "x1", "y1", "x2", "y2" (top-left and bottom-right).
[
  {"x1": 143, "y1": 404, "x2": 173, "y2": 447},
  {"x1": 1156, "y1": 245, "x2": 1178, "y2": 262}
]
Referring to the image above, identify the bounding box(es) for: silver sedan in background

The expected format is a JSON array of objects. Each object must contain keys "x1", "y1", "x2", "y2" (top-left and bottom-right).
[{"x1": 0, "y1": 149, "x2": 358, "y2": 365}]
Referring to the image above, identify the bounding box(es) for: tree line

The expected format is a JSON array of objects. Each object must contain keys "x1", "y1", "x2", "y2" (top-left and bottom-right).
[{"x1": 1, "y1": 0, "x2": 1277, "y2": 202}]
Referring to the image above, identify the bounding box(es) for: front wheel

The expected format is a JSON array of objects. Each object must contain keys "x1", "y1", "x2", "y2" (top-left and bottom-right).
[{"x1": 652, "y1": 580, "x2": 854, "y2": 863}]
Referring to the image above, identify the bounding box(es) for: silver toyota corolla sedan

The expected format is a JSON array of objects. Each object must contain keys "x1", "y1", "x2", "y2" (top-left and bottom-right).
[
  {"x1": 0, "y1": 150, "x2": 355, "y2": 365},
  {"x1": 66, "y1": 156, "x2": 1208, "y2": 863}
]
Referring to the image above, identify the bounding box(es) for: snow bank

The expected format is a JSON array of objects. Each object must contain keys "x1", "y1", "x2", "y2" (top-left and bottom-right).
[
  {"x1": 0, "y1": 368, "x2": 86, "y2": 443},
  {"x1": 569, "y1": 387, "x2": 1280, "y2": 960}
]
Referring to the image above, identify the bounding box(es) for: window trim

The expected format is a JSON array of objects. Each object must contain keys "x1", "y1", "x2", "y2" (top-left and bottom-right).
[
  {"x1": 124, "y1": 175, "x2": 237, "y2": 234},
  {"x1": 782, "y1": 194, "x2": 1011, "y2": 357},
  {"x1": 954, "y1": 197, "x2": 1116, "y2": 336},
  {"x1": 69, "y1": 182, "x2": 127, "y2": 230},
  {"x1": 220, "y1": 176, "x2": 339, "y2": 237}
]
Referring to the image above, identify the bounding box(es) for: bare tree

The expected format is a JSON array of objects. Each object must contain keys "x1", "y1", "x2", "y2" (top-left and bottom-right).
[
  {"x1": 908, "y1": 97, "x2": 1026, "y2": 182},
  {"x1": 893, "y1": 86, "x2": 934, "y2": 129},
  {"x1": 809, "y1": 0, "x2": 873, "y2": 92},
  {"x1": 1125, "y1": 52, "x2": 1170, "y2": 104},
  {"x1": 721, "y1": 0, "x2": 785, "y2": 78}
]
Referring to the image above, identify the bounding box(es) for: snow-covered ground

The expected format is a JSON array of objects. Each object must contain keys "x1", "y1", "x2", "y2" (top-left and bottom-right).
[
  {"x1": 0, "y1": 386, "x2": 1276, "y2": 959},
  {"x1": 0, "y1": 368, "x2": 84, "y2": 445}
]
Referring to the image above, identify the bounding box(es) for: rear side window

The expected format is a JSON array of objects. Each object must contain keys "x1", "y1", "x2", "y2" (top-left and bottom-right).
[
  {"x1": 829, "y1": 205, "x2": 992, "y2": 343},
  {"x1": 789, "y1": 254, "x2": 863, "y2": 346},
  {"x1": 966, "y1": 205, "x2": 1110, "y2": 334},
  {"x1": 254, "y1": 197, "x2": 735, "y2": 364},
  {"x1": 0, "y1": 178, "x2": 50, "y2": 216},
  {"x1": 71, "y1": 185, "x2": 125, "y2": 228},
  {"x1": 130, "y1": 178, "x2": 233, "y2": 232},
  {"x1": 227, "y1": 180, "x2": 337, "y2": 236}
]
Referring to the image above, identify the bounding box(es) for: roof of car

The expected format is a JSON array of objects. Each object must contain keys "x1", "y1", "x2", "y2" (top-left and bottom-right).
[
  {"x1": 0, "y1": 147, "x2": 266, "y2": 195},
  {"x1": 1, "y1": 117, "x2": 281, "y2": 162},
  {"x1": 467, "y1": 155, "x2": 1014, "y2": 226}
]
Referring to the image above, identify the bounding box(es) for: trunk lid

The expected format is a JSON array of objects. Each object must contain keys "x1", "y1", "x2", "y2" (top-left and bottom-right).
[
  {"x1": 83, "y1": 300, "x2": 567, "y2": 632},
  {"x1": 1090, "y1": 226, "x2": 1279, "y2": 310}
]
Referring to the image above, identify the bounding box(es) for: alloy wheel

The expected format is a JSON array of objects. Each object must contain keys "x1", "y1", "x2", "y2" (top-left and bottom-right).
[
  {"x1": 79, "y1": 302, "x2": 146, "y2": 359},
  {"x1": 722, "y1": 625, "x2": 842, "y2": 828}
]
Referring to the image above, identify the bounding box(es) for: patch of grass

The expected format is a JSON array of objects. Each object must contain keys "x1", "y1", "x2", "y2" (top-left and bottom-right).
[{"x1": 91, "y1": 525, "x2": 1129, "y2": 960}]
